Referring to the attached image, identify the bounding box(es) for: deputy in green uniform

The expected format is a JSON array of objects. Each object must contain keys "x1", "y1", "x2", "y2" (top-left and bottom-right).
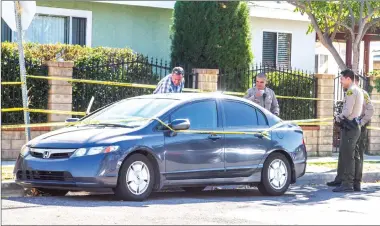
[
  {"x1": 330, "y1": 69, "x2": 364, "y2": 192},
  {"x1": 327, "y1": 75, "x2": 373, "y2": 192}
]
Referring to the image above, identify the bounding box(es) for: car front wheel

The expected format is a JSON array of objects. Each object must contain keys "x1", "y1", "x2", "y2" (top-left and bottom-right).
[
  {"x1": 114, "y1": 153, "x2": 154, "y2": 201},
  {"x1": 258, "y1": 153, "x2": 291, "y2": 196}
]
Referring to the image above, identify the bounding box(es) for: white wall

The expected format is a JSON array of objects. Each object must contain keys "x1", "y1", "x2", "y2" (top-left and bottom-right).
[
  {"x1": 370, "y1": 41, "x2": 380, "y2": 72},
  {"x1": 315, "y1": 41, "x2": 379, "y2": 75},
  {"x1": 250, "y1": 17, "x2": 316, "y2": 72}
]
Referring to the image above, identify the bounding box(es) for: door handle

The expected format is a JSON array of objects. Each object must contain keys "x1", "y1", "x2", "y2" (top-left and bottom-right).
[
  {"x1": 254, "y1": 133, "x2": 264, "y2": 139},
  {"x1": 208, "y1": 134, "x2": 221, "y2": 140}
]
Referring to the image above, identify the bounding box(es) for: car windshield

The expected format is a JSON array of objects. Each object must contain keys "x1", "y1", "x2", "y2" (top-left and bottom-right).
[{"x1": 81, "y1": 98, "x2": 178, "y2": 127}]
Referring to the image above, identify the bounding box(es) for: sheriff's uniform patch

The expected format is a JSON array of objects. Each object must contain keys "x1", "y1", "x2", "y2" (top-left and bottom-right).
[
  {"x1": 346, "y1": 90, "x2": 353, "y2": 96},
  {"x1": 364, "y1": 93, "x2": 370, "y2": 104}
]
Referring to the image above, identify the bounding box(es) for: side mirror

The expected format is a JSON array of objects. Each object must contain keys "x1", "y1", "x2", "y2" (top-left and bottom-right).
[
  {"x1": 170, "y1": 119, "x2": 190, "y2": 130},
  {"x1": 65, "y1": 118, "x2": 79, "y2": 123}
]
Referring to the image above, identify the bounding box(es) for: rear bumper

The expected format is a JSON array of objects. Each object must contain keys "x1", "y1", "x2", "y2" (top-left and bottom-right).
[{"x1": 294, "y1": 161, "x2": 307, "y2": 179}]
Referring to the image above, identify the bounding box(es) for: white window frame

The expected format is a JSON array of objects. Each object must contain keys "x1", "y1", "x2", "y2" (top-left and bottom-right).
[
  {"x1": 262, "y1": 29, "x2": 293, "y2": 67},
  {"x1": 12, "y1": 6, "x2": 92, "y2": 47},
  {"x1": 315, "y1": 54, "x2": 329, "y2": 73}
]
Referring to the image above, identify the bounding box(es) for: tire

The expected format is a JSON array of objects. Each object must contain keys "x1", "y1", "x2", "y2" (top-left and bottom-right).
[
  {"x1": 182, "y1": 186, "x2": 206, "y2": 192},
  {"x1": 33, "y1": 188, "x2": 69, "y2": 196},
  {"x1": 114, "y1": 153, "x2": 155, "y2": 201},
  {"x1": 258, "y1": 153, "x2": 291, "y2": 196}
]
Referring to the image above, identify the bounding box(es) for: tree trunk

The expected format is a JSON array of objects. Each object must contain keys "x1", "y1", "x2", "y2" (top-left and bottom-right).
[
  {"x1": 320, "y1": 36, "x2": 348, "y2": 71},
  {"x1": 352, "y1": 42, "x2": 360, "y2": 74}
]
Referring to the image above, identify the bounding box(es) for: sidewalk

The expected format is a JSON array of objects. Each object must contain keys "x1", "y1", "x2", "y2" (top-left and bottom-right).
[{"x1": 307, "y1": 153, "x2": 380, "y2": 163}]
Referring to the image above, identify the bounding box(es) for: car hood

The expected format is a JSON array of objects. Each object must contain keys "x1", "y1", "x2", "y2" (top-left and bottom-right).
[{"x1": 27, "y1": 125, "x2": 142, "y2": 149}]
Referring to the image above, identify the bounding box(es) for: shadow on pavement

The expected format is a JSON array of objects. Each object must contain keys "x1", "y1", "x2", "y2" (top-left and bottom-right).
[{"x1": 3, "y1": 184, "x2": 380, "y2": 209}]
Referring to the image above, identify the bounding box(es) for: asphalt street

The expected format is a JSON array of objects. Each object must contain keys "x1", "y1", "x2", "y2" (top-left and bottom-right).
[{"x1": 2, "y1": 184, "x2": 380, "y2": 225}]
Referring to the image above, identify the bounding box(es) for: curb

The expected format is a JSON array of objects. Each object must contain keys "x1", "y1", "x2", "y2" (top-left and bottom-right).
[
  {"x1": 2, "y1": 172, "x2": 380, "y2": 197},
  {"x1": 2, "y1": 181, "x2": 25, "y2": 197},
  {"x1": 295, "y1": 171, "x2": 380, "y2": 185}
]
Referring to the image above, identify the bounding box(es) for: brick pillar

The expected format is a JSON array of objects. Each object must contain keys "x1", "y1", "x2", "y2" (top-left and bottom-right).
[
  {"x1": 368, "y1": 76, "x2": 380, "y2": 155},
  {"x1": 46, "y1": 61, "x2": 74, "y2": 122},
  {"x1": 315, "y1": 74, "x2": 335, "y2": 156},
  {"x1": 192, "y1": 68, "x2": 219, "y2": 92}
]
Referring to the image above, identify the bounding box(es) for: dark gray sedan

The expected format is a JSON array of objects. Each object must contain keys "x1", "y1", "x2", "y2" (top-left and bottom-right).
[{"x1": 14, "y1": 93, "x2": 307, "y2": 201}]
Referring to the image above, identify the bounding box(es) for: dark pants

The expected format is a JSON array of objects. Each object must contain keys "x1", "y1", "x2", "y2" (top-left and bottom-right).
[
  {"x1": 334, "y1": 125, "x2": 361, "y2": 186},
  {"x1": 354, "y1": 126, "x2": 367, "y2": 183}
]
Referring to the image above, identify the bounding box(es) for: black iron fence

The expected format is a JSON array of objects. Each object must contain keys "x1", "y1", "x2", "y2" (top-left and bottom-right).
[
  {"x1": 1, "y1": 57, "x2": 49, "y2": 125},
  {"x1": 218, "y1": 64, "x2": 317, "y2": 120},
  {"x1": 72, "y1": 56, "x2": 196, "y2": 112}
]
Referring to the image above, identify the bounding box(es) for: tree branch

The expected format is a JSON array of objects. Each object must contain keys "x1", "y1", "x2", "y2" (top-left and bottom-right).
[
  {"x1": 360, "y1": 17, "x2": 380, "y2": 41},
  {"x1": 324, "y1": 16, "x2": 329, "y2": 33},
  {"x1": 347, "y1": 1, "x2": 355, "y2": 31},
  {"x1": 325, "y1": 14, "x2": 354, "y2": 35},
  {"x1": 359, "y1": 0, "x2": 364, "y2": 28},
  {"x1": 330, "y1": 1, "x2": 344, "y2": 41},
  {"x1": 365, "y1": 0, "x2": 373, "y2": 18}
]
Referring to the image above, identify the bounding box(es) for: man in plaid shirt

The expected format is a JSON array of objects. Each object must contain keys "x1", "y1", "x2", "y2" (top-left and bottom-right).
[{"x1": 153, "y1": 67, "x2": 185, "y2": 94}]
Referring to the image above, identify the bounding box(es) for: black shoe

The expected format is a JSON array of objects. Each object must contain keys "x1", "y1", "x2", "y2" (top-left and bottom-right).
[
  {"x1": 326, "y1": 181, "x2": 342, "y2": 187},
  {"x1": 353, "y1": 183, "x2": 361, "y2": 192},
  {"x1": 332, "y1": 185, "x2": 354, "y2": 192}
]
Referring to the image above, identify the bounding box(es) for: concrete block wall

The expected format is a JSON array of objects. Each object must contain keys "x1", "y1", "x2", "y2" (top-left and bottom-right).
[
  {"x1": 368, "y1": 76, "x2": 380, "y2": 155},
  {"x1": 1, "y1": 61, "x2": 74, "y2": 160},
  {"x1": 193, "y1": 68, "x2": 219, "y2": 92}
]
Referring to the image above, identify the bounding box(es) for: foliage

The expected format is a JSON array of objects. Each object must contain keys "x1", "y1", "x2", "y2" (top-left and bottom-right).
[
  {"x1": 293, "y1": 0, "x2": 380, "y2": 36},
  {"x1": 1, "y1": 42, "x2": 158, "y2": 124},
  {"x1": 372, "y1": 70, "x2": 380, "y2": 94},
  {"x1": 289, "y1": 0, "x2": 380, "y2": 72},
  {"x1": 170, "y1": 1, "x2": 253, "y2": 71},
  {"x1": 1, "y1": 42, "x2": 49, "y2": 125}
]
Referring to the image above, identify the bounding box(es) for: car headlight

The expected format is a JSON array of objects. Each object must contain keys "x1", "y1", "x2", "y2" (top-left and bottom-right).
[
  {"x1": 71, "y1": 146, "x2": 120, "y2": 157},
  {"x1": 20, "y1": 145, "x2": 30, "y2": 156}
]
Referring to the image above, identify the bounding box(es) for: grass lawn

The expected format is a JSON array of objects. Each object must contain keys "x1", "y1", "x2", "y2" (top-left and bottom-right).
[{"x1": 308, "y1": 161, "x2": 380, "y2": 171}]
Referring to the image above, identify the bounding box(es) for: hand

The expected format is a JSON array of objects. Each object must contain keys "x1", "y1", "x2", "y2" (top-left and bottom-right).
[{"x1": 255, "y1": 90, "x2": 263, "y2": 97}]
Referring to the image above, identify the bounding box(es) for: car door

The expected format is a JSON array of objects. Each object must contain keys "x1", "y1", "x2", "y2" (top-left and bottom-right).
[
  {"x1": 220, "y1": 99, "x2": 271, "y2": 177},
  {"x1": 163, "y1": 99, "x2": 225, "y2": 180}
]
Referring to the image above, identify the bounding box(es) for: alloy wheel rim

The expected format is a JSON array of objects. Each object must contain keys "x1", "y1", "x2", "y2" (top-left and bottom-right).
[
  {"x1": 126, "y1": 161, "x2": 150, "y2": 195},
  {"x1": 268, "y1": 159, "x2": 288, "y2": 190}
]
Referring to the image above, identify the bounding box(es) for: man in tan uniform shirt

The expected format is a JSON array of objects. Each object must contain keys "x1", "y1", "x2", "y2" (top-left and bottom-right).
[
  {"x1": 328, "y1": 75, "x2": 373, "y2": 192},
  {"x1": 330, "y1": 69, "x2": 364, "y2": 193}
]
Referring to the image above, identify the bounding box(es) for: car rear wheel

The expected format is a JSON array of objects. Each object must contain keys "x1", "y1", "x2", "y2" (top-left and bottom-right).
[
  {"x1": 114, "y1": 153, "x2": 154, "y2": 201},
  {"x1": 258, "y1": 153, "x2": 291, "y2": 196},
  {"x1": 32, "y1": 188, "x2": 69, "y2": 196},
  {"x1": 182, "y1": 186, "x2": 206, "y2": 192}
]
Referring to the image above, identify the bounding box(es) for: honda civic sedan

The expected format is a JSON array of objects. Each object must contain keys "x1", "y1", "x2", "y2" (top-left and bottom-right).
[{"x1": 14, "y1": 93, "x2": 307, "y2": 201}]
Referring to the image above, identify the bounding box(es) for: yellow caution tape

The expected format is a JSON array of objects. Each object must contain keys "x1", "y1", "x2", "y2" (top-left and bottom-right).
[
  {"x1": 1, "y1": 108, "x2": 86, "y2": 116},
  {"x1": 0, "y1": 117, "x2": 334, "y2": 137},
  {"x1": 26, "y1": 75, "x2": 341, "y2": 101},
  {"x1": 1, "y1": 82, "x2": 24, "y2": 85},
  {"x1": 26, "y1": 75, "x2": 201, "y2": 93}
]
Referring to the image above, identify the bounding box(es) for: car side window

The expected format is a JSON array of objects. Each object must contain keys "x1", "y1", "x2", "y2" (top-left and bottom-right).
[
  {"x1": 256, "y1": 109, "x2": 268, "y2": 126},
  {"x1": 170, "y1": 100, "x2": 217, "y2": 130},
  {"x1": 222, "y1": 100, "x2": 259, "y2": 128}
]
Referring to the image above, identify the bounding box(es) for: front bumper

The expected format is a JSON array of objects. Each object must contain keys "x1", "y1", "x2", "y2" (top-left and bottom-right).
[{"x1": 14, "y1": 152, "x2": 122, "y2": 190}]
